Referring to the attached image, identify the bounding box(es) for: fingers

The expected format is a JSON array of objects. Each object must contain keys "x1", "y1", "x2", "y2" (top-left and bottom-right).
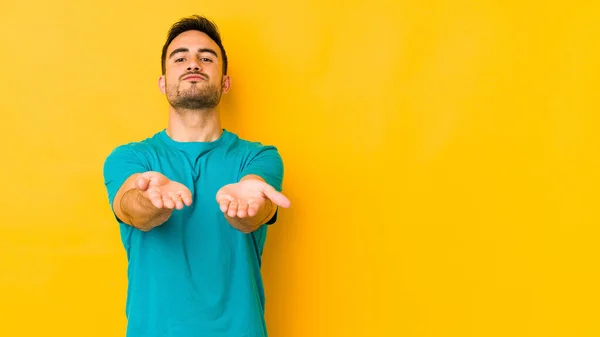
[
  {"x1": 166, "y1": 193, "x2": 183, "y2": 210},
  {"x1": 247, "y1": 202, "x2": 260, "y2": 217},
  {"x1": 180, "y1": 190, "x2": 193, "y2": 207},
  {"x1": 219, "y1": 201, "x2": 253, "y2": 218},
  {"x1": 237, "y1": 202, "x2": 249, "y2": 218},
  {"x1": 136, "y1": 175, "x2": 150, "y2": 191},
  {"x1": 170, "y1": 193, "x2": 184, "y2": 210},
  {"x1": 227, "y1": 201, "x2": 239, "y2": 218},
  {"x1": 217, "y1": 198, "x2": 255, "y2": 218},
  {"x1": 146, "y1": 188, "x2": 193, "y2": 210},
  {"x1": 146, "y1": 188, "x2": 164, "y2": 208},
  {"x1": 217, "y1": 193, "x2": 250, "y2": 218},
  {"x1": 161, "y1": 191, "x2": 193, "y2": 210},
  {"x1": 218, "y1": 195, "x2": 248, "y2": 218},
  {"x1": 162, "y1": 194, "x2": 175, "y2": 209},
  {"x1": 263, "y1": 185, "x2": 291, "y2": 208},
  {"x1": 215, "y1": 182, "x2": 290, "y2": 220},
  {"x1": 219, "y1": 199, "x2": 231, "y2": 213}
]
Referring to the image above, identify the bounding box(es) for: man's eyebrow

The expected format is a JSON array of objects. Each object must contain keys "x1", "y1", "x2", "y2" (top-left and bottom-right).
[
  {"x1": 169, "y1": 48, "x2": 219, "y2": 59},
  {"x1": 169, "y1": 47, "x2": 189, "y2": 59},
  {"x1": 198, "y1": 48, "x2": 218, "y2": 58}
]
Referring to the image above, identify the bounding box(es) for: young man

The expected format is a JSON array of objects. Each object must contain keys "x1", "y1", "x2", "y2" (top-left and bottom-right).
[{"x1": 102, "y1": 15, "x2": 290, "y2": 337}]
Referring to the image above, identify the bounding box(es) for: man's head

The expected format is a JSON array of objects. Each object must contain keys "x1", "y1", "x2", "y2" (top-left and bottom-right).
[{"x1": 159, "y1": 15, "x2": 230, "y2": 111}]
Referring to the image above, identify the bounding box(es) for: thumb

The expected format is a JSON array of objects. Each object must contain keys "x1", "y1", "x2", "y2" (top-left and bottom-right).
[
  {"x1": 263, "y1": 185, "x2": 291, "y2": 208},
  {"x1": 136, "y1": 175, "x2": 150, "y2": 191}
]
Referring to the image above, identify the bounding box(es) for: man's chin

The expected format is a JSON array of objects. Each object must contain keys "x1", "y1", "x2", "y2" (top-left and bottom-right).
[{"x1": 169, "y1": 97, "x2": 220, "y2": 111}]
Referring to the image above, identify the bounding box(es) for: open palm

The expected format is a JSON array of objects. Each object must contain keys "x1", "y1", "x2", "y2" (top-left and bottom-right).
[
  {"x1": 216, "y1": 179, "x2": 290, "y2": 218},
  {"x1": 136, "y1": 171, "x2": 193, "y2": 210}
]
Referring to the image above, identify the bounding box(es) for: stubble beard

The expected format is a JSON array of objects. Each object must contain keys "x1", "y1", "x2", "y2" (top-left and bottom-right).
[{"x1": 166, "y1": 79, "x2": 222, "y2": 111}]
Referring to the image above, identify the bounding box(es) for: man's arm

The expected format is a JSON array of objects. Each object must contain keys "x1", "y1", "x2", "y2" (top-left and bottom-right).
[
  {"x1": 103, "y1": 145, "x2": 192, "y2": 232},
  {"x1": 215, "y1": 144, "x2": 290, "y2": 233},
  {"x1": 221, "y1": 174, "x2": 280, "y2": 233},
  {"x1": 112, "y1": 173, "x2": 174, "y2": 232}
]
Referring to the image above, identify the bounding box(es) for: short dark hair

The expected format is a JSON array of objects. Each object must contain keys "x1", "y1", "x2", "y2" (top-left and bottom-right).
[{"x1": 161, "y1": 15, "x2": 228, "y2": 75}]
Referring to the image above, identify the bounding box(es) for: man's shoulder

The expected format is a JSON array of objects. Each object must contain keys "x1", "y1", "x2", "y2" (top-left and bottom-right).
[
  {"x1": 106, "y1": 131, "x2": 165, "y2": 156},
  {"x1": 225, "y1": 130, "x2": 279, "y2": 153}
]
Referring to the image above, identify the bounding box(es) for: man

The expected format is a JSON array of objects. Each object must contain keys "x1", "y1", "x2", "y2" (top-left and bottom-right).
[{"x1": 102, "y1": 15, "x2": 290, "y2": 337}]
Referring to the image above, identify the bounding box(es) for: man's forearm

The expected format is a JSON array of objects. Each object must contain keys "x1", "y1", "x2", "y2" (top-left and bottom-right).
[{"x1": 120, "y1": 188, "x2": 173, "y2": 231}]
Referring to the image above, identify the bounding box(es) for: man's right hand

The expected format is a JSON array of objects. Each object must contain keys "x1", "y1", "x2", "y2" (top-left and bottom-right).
[
  {"x1": 113, "y1": 171, "x2": 193, "y2": 231},
  {"x1": 135, "y1": 171, "x2": 193, "y2": 210}
]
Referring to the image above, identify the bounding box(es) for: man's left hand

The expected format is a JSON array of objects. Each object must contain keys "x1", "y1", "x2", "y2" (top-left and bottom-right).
[{"x1": 216, "y1": 177, "x2": 291, "y2": 221}]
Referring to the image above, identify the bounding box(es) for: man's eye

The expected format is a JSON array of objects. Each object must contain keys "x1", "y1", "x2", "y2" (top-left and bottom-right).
[
  {"x1": 175, "y1": 58, "x2": 184, "y2": 62},
  {"x1": 201, "y1": 58, "x2": 213, "y2": 62}
]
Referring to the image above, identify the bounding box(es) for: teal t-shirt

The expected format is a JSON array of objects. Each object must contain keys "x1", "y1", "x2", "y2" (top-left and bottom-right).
[{"x1": 102, "y1": 129, "x2": 284, "y2": 337}]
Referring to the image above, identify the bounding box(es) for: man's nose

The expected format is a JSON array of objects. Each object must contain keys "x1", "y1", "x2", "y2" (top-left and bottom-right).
[{"x1": 187, "y1": 58, "x2": 201, "y2": 71}]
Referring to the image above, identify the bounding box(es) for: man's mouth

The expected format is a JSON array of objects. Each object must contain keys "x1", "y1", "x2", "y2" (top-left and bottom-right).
[{"x1": 183, "y1": 74, "x2": 206, "y2": 81}]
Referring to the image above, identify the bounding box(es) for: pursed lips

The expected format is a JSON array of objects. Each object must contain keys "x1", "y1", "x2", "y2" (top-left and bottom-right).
[{"x1": 182, "y1": 74, "x2": 206, "y2": 81}]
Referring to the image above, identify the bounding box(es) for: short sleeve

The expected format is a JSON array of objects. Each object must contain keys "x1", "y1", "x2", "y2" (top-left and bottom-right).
[
  {"x1": 240, "y1": 145, "x2": 285, "y2": 224},
  {"x1": 102, "y1": 144, "x2": 150, "y2": 212}
]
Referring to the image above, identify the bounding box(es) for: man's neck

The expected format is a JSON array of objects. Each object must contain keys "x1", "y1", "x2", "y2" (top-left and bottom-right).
[{"x1": 166, "y1": 107, "x2": 223, "y2": 142}]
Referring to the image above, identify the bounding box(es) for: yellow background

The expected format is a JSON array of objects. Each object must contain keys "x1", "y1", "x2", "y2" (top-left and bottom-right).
[{"x1": 1, "y1": 1, "x2": 598, "y2": 336}]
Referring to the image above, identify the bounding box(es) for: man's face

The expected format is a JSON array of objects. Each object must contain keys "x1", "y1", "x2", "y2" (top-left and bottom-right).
[{"x1": 159, "y1": 30, "x2": 230, "y2": 110}]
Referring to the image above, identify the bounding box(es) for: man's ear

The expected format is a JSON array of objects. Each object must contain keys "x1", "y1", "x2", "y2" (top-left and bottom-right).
[
  {"x1": 158, "y1": 75, "x2": 166, "y2": 94},
  {"x1": 221, "y1": 75, "x2": 231, "y2": 94}
]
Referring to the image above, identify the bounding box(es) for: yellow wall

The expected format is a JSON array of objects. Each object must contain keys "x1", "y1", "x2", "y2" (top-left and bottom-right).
[{"x1": 1, "y1": 1, "x2": 598, "y2": 336}]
